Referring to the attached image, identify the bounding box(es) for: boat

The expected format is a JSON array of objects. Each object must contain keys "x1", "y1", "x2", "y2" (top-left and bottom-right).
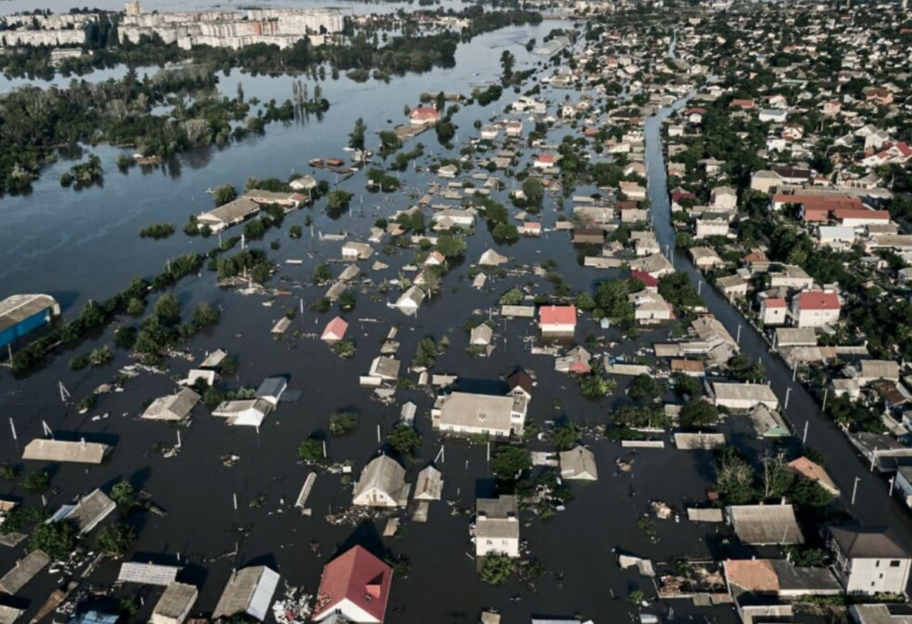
[
  {"x1": 325, "y1": 158, "x2": 345, "y2": 167},
  {"x1": 309, "y1": 158, "x2": 326, "y2": 168}
]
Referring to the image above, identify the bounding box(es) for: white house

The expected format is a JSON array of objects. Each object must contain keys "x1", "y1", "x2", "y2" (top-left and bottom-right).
[
  {"x1": 711, "y1": 382, "x2": 779, "y2": 411},
  {"x1": 432, "y1": 391, "x2": 527, "y2": 438},
  {"x1": 759, "y1": 298, "x2": 788, "y2": 326},
  {"x1": 791, "y1": 291, "x2": 841, "y2": 328},
  {"x1": 828, "y1": 525, "x2": 911, "y2": 596},
  {"x1": 475, "y1": 495, "x2": 520, "y2": 558}
]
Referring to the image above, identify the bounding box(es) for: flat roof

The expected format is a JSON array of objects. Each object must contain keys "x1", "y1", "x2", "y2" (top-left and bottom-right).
[{"x1": 0, "y1": 294, "x2": 58, "y2": 334}]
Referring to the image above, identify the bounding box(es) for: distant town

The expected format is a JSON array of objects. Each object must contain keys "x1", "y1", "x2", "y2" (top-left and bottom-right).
[{"x1": 1, "y1": 1, "x2": 912, "y2": 624}]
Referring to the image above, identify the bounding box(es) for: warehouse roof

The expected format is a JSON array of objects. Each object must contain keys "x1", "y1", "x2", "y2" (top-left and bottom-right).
[{"x1": 0, "y1": 294, "x2": 58, "y2": 334}]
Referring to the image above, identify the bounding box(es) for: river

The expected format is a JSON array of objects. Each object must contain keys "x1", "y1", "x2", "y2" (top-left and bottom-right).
[{"x1": 644, "y1": 93, "x2": 912, "y2": 551}]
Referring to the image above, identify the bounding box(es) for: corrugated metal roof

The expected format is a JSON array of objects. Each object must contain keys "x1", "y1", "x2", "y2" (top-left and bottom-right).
[{"x1": 0, "y1": 550, "x2": 50, "y2": 595}]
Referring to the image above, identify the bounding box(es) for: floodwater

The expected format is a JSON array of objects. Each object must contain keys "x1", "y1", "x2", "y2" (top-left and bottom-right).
[{"x1": 0, "y1": 9, "x2": 897, "y2": 624}]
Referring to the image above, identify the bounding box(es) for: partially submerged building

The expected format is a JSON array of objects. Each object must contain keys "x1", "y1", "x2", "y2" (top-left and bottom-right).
[
  {"x1": 827, "y1": 525, "x2": 911, "y2": 596},
  {"x1": 50, "y1": 488, "x2": 115, "y2": 535},
  {"x1": 352, "y1": 455, "x2": 410, "y2": 509},
  {"x1": 212, "y1": 566, "x2": 280, "y2": 622},
  {"x1": 475, "y1": 495, "x2": 520, "y2": 558},
  {"x1": 22, "y1": 439, "x2": 111, "y2": 464},
  {"x1": 559, "y1": 446, "x2": 598, "y2": 481},
  {"x1": 0, "y1": 550, "x2": 50, "y2": 595},
  {"x1": 312, "y1": 546, "x2": 393, "y2": 623},
  {"x1": 151, "y1": 583, "x2": 198, "y2": 624},
  {"x1": 726, "y1": 504, "x2": 803, "y2": 545},
  {"x1": 141, "y1": 388, "x2": 201, "y2": 422},
  {"x1": 432, "y1": 391, "x2": 527, "y2": 438},
  {"x1": 0, "y1": 294, "x2": 60, "y2": 349}
]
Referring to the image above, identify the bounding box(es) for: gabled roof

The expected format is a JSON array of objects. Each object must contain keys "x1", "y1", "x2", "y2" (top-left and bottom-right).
[
  {"x1": 322, "y1": 317, "x2": 349, "y2": 341},
  {"x1": 314, "y1": 546, "x2": 393, "y2": 623},
  {"x1": 506, "y1": 369, "x2": 534, "y2": 396}
]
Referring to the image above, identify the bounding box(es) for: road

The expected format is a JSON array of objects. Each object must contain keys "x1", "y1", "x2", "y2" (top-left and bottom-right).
[{"x1": 644, "y1": 97, "x2": 912, "y2": 549}]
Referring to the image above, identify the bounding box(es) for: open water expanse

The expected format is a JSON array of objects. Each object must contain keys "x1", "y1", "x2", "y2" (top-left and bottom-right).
[{"x1": 0, "y1": 6, "x2": 908, "y2": 624}]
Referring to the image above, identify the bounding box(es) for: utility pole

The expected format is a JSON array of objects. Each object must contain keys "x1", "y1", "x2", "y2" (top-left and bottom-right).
[
  {"x1": 9, "y1": 418, "x2": 17, "y2": 441},
  {"x1": 851, "y1": 476, "x2": 860, "y2": 505},
  {"x1": 889, "y1": 475, "x2": 896, "y2": 497},
  {"x1": 736, "y1": 324, "x2": 742, "y2": 345},
  {"x1": 784, "y1": 387, "x2": 792, "y2": 410},
  {"x1": 822, "y1": 387, "x2": 829, "y2": 413},
  {"x1": 802, "y1": 420, "x2": 808, "y2": 445}
]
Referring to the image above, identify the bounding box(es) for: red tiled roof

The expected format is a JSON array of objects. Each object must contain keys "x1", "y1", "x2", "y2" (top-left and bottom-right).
[
  {"x1": 764, "y1": 298, "x2": 786, "y2": 308},
  {"x1": 630, "y1": 270, "x2": 658, "y2": 288},
  {"x1": 314, "y1": 546, "x2": 393, "y2": 623},
  {"x1": 725, "y1": 560, "x2": 779, "y2": 593},
  {"x1": 832, "y1": 208, "x2": 890, "y2": 221},
  {"x1": 409, "y1": 107, "x2": 439, "y2": 121},
  {"x1": 537, "y1": 154, "x2": 555, "y2": 163},
  {"x1": 322, "y1": 316, "x2": 349, "y2": 340},
  {"x1": 796, "y1": 291, "x2": 840, "y2": 311},
  {"x1": 539, "y1": 305, "x2": 576, "y2": 326}
]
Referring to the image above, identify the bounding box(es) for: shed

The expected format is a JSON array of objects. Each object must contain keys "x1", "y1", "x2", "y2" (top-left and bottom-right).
[
  {"x1": 117, "y1": 562, "x2": 181, "y2": 586},
  {"x1": 152, "y1": 583, "x2": 198, "y2": 624},
  {"x1": 413, "y1": 465, "x2": 444, "y2": 501},
  {"x1": 687, "y1": 508, "x2": 724, "y2": 522},
  {"x1": 0, "y1": 606, "x2": 22, "y2": 624},
  {"x1": 500, "y1": 305, "x2": 535, "y2": 318},
  {"x1": 674, "y1": 433, "x2": 726, "y2": 450},
  {"x1": 212, "y1": 399, "x2": 273, "y2": 427},
  {"x1": 0, "y1": 550, "x2": 50, "y2": 595},
  {"x1": 255, "y1": 377, "x2": 287, "y2": 406},
  {"x1": 212, "y1": 566, "x2": 280, "y2": 622},
  {"x1": 400, "y1": 402, "x2": 417, "y2": 426},
  {"x1": 22, "y1": 439, "x2": 111, "y2": 464},
  {"x1": 470, "y1": 324, "x2": 494, "y2": 346},
  {"x1": 0, "y1": 294, "x2": 60, "y2": 349},
  {"x1": 726, "y1": 504, "x2": 804, "y2": 545}
]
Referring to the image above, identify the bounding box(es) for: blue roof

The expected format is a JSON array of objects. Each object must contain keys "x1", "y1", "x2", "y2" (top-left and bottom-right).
[{"x1": 69, "y1": 611, "x2": 119, "y2": 624}]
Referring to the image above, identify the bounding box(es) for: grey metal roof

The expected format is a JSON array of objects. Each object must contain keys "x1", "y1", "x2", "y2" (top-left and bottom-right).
[
  {"x1": 0, "y1": 550, "x2": 50, "y2": 595},
  {"x1": 476, "y1": 495, "x2": 519, "y2": 540},
  {"x1": 413, "y1": 466, "x2": 443, "y2": 501},
  {"x1": 0, "y1": 294, "x2": 58, "y2": 334},
  {"x1": 353, "y1": 455, "x2": 409, "y2": 505},
  {"x1": 0, "y1": 605, "x2": 22, "y2": 624},
  {"x1": 118, "y1": 562, "x2": 181, "y2": 586},
  {"x1": 438, "y1": 392, "x2": 514, "y2": 433},
  {"x1": 559, "y1": 446, "x2": 598, "y2": 480},
  {"x1": 198, "y1": 197, "x2": 260, "y2": 225},
  {"x1": 768, "y1": 559, "x2": 841, "y2": 592}
]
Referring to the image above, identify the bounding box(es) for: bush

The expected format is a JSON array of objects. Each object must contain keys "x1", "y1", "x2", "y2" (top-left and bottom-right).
[
  {"x1": 29, "y1": 521, "x2": 76, "y2": 559},
  {"x1": 480, "y1": 552, "x2": 514, "y2": 586},
  {"x1": 298, "y1": 437, "x2": 326, "y2": 463},
  {"x1": 329, "y1": 412, "x2": 360, "y2": 435},
  {"x1": 23, "y1": 471, "x2": 50, "y2": 494},
  {"x1": 70, "y1": 354, "x2": 89, "y2": 371},
  {"x1": 110, "y1": 480, "x2": 138, "y2": 508},
  {"x1": 97, "y1": 523, "x2": 136, "y2": 558},
  {"x1": 387, "y1": 424, "x2": 421, "y2": 457},
  {"x1": 139, "y1": 223, "x2": 176, "y2": 240},
  {"x1": 679, "y1": 398, "x2": 719, "y2": 428},
  {"x1": 491, "y1": 446, "x2": 531, "y2": 482}
]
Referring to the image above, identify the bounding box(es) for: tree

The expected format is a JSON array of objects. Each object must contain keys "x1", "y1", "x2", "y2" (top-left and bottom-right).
[
  {"x1": 29, "y1": 521, "x2": 76, "y2": 560},
  {"x1": 500, "y1": 50, "x2": 516, "y2": 82},
  {"x1": 628, "y1": 374, "x2": 661, "y2": 402},
  {"x1": 679, "y1": 399, "x2": 719, "y2": 428},
  {"x1": 788, "y1": 476, "x2": 834, "y2": 508},
  {"x1": 491, "y1": 446, "x2": 531, "y2": 481},
  {"x1": 110, "y1": 480, "x2": 137, "y2": 508},
  {"x1": 672, "y1": 372, "x2": 703, "y2": 398},
  {"x1": 492, "y1": 223, "x2": 519, "y2": 242},
  {"x1": 500, "y1": 287, "x2": 523, "y2": 306},
  {"x1": 551, "y1": 423, "x2": 579, "y2": 450},
  {"x1": 311, "y1": 262, "x2": 332, "y2": 284},
  {"x1": 436, "y1": 120, "x2": 456, "y2": 143},
  {"x1": 154, "y1": 294, "x2": 181, "y2": 325},
  {"x1": 349, "y1": 117, "x2": 366, "y2": 150},
  {"x1": 436, "y1": 234, "x2": 466, "y2": 258},
  {"x1": 480, "y1": 552, "x2": 514, "y2": 586},
  {"x1": 213, "y1": 184, "x2": 237, "y2": 206},
  {"x1": 23, "y1": 471, "x2": 50, "y2": 494},
  {"x1": 298, "y1": 437, "x2": 326, "y2": 463},
  {"x1": 715, "y1": 446, "x2": 757, "y2": 505},
  {"x1": 761, "y1": 452, "x2": 794, "y2": 500},
  {"x1": 192, "y1": 302, "x2": 221, "y2": 329},
  {"x1": 521, "y1": 177, "x2": 544, "y2": 206},
  {"x1": 387, "y1": 424, "x2": 421, "y2": 457},
  {"x1": 97, "y1": 523, "x2": 136, "y2": 558},
  {"x1": 329, "y1": 411, "x2": 359, "y2": 435},
  {"x1": 326, "y1": 190, "x2": 353, "y2": 214},
  {"x1": 578, "y1": 371, "x2": 611, "y2": 398},
  {"x1": 414, "y1": 338, "x2": 438, "y2": 368},
  {"x1": 126, "y1": 297, "x2": 144, "y2": 316},
  {"x1": 726, "y1": 353, "x2": 766, "y2": 383}
]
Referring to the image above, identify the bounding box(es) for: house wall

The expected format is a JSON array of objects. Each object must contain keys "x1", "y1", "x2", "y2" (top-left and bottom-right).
[
  {"x1": 841, "y1": 557, "x2": 911, "y2": 595},
  {"x1": 540, "y1": 323, "x2": 575, "y2": 336},
  {"x1": 353, "y1": 488, "x2": 397, "y2": 508},
  {"x1": 793, "y1": 307, "x2": 840, "y2": 328},
  {"x1": 0, "y1": 307, "x2": 54, "y2": 349},
  {"x1": 476, "y1": 535, "x2": 520, "y2": 558},
  {"x1": 439, "y1": 423, "x2": 510, "y2": 438},
  {"x1": 761, "y1": 306, "x2": 787, "y2": 325},
  {"x1": 895, "y1": 471, "x2": 912, "y2": 508}
]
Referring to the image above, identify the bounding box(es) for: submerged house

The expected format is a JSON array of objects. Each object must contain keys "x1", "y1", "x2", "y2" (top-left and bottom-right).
[
  {"x1": 475, "y1": 495, "x2": 520, "y2": 558},
  {"x1": 212, "y1": 566, "x2": 280, "y2": 622},
  {"x1": 352, "y1": 455, "x2": 411, "y2": 509},
  {"x1": 312, "y1": 546, "x2": 393, "y2": 623},
  {"x1": 432, "y1": 391, "x2": 528, "y2": 438},
  {"x1": 142, "y1": 388, "x2": 201, "y2": 422}
]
